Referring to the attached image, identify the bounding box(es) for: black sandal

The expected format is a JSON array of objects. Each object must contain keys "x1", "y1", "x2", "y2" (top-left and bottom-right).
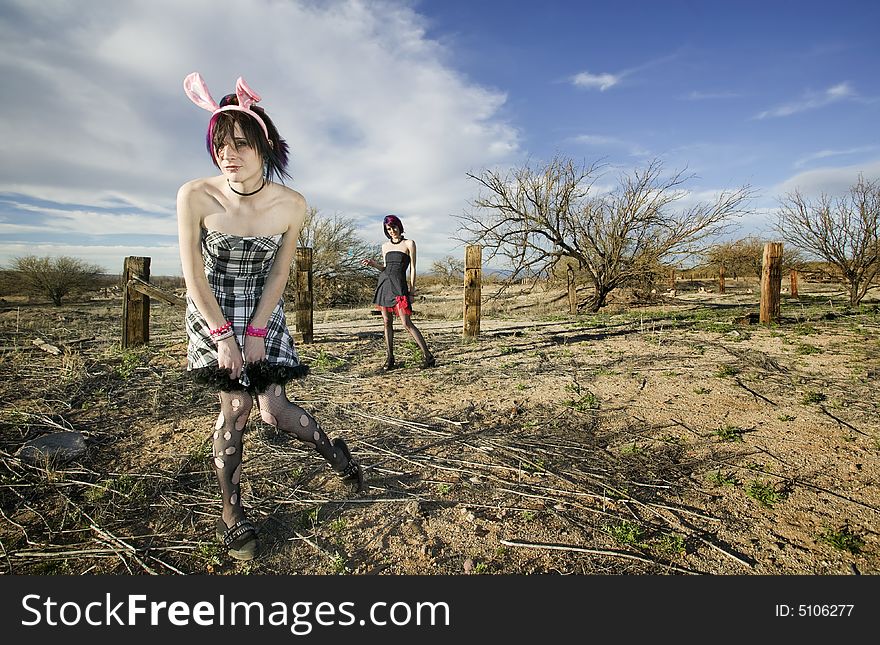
[
  {"x1": 421, "y1": 355, "x2": 436, "y2": 369},
  {"x1": 332, "y1": 438, "x2": 366, "y2": 494},
  {"x1": 215, "y1": 518, "x2": 259, "y2": 561}
]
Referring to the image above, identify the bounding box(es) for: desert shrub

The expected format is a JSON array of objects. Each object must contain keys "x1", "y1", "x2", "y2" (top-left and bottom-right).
[{"x1": 8, "y1": 255, "x2": 105, "y2": 305}]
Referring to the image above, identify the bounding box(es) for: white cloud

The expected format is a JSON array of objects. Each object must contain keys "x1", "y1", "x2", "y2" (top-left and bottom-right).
[
  {"x1": 0, "y1": 242, "x2": 182, "y2": 275},
  {"x1": 571, "y1": 134, "x2": 620, "y2": 146},
  {"x1": 570, "y1": 71, "x2": 620, "y2": 91},
  {"x1": 793, "y1": 146, "x2": 877, "y2": 169},
  {"x1": 18, "y1": 205, "x2": 176, "y2": 237},
  {"x1": 775, "y1": 158, "x2": 880, "y2": 197},
  {"x1": 569, "y1": 51, "x2": 678, "y2": 93},
  {"x1": 0, "y1": 0, "x2": 520, "y2": 274},
  {"x1": 755, "y1": 82, "x2": 856, "y2": 119},
  {"x1": 683, "y1": 90, "x2": 741, "y2": 100},
  {"x1": 570, "y1": 134, "x2": 650, "y2": 157}
]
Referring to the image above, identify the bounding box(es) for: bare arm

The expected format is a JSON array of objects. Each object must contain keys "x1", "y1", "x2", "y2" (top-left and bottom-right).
[
  {"x1": 241, "y1": 190, "x2": 307, "y2": 364},
  {"x1": 362, "y1": 242, "x2": 387, "y2": 269},
  {"x1": 178, "y1": 181, "x2": 227, "y2": 327},
  {"x1": 177, "y1": 181, "x2": 243, "y2": 379},
  {"x1": 247, "y1": 224, "x2": 299, "y2": 329},
  {"x1": 408, "y1": 239, "x2": 417, "y2": 292}
]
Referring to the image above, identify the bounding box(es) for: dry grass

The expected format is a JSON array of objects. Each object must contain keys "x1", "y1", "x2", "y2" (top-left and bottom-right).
[{"x1": 0, "y1": 278, "x2": 878, "y2": 575}]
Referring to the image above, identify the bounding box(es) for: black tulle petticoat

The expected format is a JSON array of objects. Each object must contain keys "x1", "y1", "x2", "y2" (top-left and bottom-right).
[{"x1": 188, "y1": 360, "x2": 310, "y2": 393}]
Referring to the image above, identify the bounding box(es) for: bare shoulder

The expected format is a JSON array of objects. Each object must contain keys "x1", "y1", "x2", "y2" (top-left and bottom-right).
[
  {"x1": 275, "y1": 184, "x2": 307, "y2": 209},
  {"x1": 177, "y1": 177, "x2": 217, "y2": 206},
  {"x1": 273, "y1": 184, "x2": 308, "y2": 233}
]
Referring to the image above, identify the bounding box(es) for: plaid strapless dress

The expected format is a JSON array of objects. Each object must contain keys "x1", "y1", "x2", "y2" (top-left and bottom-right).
[{"x1": 184, "y1": 228, "x2": 308, "y2": 392}]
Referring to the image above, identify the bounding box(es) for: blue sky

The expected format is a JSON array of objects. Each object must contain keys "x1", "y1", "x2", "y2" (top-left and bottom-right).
[{"x1": 0, "y1": 0, "x2": 877, "y2": 275}]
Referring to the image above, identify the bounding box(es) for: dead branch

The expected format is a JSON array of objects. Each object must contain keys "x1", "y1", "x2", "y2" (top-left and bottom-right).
[
  {"x1": 498, "y1": 538, "x2": 702, "y2": 574},
  {"x1": 819, "y1": 405, "x2": 868, "y2": 436},
  {"x1": 734, "y1": 378, "x2": 777, "y2": 405}
]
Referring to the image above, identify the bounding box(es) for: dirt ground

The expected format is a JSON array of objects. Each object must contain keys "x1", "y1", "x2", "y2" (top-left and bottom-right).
[{"x1": 0, "y1": 278, "x2": 878, "y2": 575}]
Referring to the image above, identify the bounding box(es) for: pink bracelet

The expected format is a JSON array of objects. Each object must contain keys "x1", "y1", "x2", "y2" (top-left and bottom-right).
[
  {"x1": 209, "y1": 321, "x2": 232, "y2": 337},
  {"x1": 246, "y1": 325, "x2": 268, "y2": 338}
]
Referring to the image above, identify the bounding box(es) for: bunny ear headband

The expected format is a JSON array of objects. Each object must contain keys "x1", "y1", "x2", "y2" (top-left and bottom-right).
[{"x1": 183, "y1": 72, "x2": 270, "y2": 141}]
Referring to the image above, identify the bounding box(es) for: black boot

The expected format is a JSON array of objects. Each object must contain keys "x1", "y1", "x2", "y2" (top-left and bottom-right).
[
  {"x1": 376, "y1": 353, "x2": 396, "y2": 374},
  {"x1": 332, "y1": 438, "x2": 365, "y2": 493}
]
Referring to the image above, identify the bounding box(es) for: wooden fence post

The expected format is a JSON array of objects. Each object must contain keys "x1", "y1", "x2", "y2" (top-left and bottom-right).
[
  {"x1": 463, "y1": 245, "x2": 482, "y2": 338},
  {"x1": 718, "y1": 264, "x2": 726, "y2": 294},
  {"x1": 790, "y1": 269, "x2": 799, "y2": 298},
  {"x1": 567, "y1": 265, "x2": 577, "y2": 314},
  {"x1": 760, "y1": 242, "x2": 783, "y2": 324},
  {"x1": 122, "y1": 256, "x2": 150, "y2": 348},
  {"x1": 295, "y1": 247, "x2": 313, "y2": 344},
  {"x1": 669, "y1": 267, "x2": 676, "y2": 289}
]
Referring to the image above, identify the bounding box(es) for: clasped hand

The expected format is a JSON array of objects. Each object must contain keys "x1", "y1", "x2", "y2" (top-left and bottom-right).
[
  {"x1": 217, "y1": 336, "x2": 266, "y2": 381},
  {"x1": 216, "y1": 337, "x2": 243, "y2": 381}
]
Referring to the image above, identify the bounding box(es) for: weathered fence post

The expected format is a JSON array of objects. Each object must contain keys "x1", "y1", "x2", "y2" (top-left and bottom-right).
[
  {"x1": 790, "y1": 269, "x2": 799, "y2": 298},
  {"x1": 122, "y1": 256, "x2": 150, "y2": 348},
  {"x1": 718, "y1": 264, "x2": 726, "y2": 294},
  {"x1": 463, "y1": 245, "x2": 482, "y2": 338},
  {"x1": 669, "y1": 267, "x2": 676, "y2": 289},
  {"x1": 760, "y1": 242, "x2": 783, "y2": 324},
  {"x1": 294, "y1": 247, "x2": 313, "y2": 344},
  {"x1": 567, "y1": 265, "x2": 577, "y2": 314}
]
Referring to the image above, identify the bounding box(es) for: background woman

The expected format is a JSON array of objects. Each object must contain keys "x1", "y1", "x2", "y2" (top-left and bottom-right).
[{"x1": 362, "y1": 215, "x2": 436, "y2": 371}]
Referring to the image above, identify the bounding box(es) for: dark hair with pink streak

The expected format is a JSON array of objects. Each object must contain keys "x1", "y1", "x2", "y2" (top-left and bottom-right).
[
  {"x1": 207, "y1": 93, "x2": 291, "y2": 183},
  {"x1": 383, "y1": 214, "x2": 404, "y2": 239}
]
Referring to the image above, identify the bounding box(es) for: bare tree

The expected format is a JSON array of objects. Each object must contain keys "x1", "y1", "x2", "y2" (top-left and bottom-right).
[
  {"x1": 430, "y1": 256, "x2": 465, "y2": 285},
  {"x1": 776, "y1": 175, "x2": 880, "y2": 307},
  {"x1": 706, "y1": 236, "x2": 760, "y2": 280},
  {"x1": 10, "y1": 255, "x2": 104, "y2": 306},
  {"x1": 458, "y1": 155, "x2": 754, "y2": 311},
  {"x1": 706, "y1": 236, "x2": 806, "y2": 280},
  {"x1": 293, "y1": 208, "x2": 377, "y2": 307}
]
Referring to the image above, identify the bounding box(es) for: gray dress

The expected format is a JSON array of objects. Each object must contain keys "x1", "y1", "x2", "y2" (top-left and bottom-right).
[{"x1": 373, "y1": 250, "x2": 412, "y2": 314}]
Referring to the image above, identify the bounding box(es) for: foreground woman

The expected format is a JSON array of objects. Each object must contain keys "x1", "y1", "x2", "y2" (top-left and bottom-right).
[{"x1": 178, "y1": 72, "x2": 364, "y2": 560}]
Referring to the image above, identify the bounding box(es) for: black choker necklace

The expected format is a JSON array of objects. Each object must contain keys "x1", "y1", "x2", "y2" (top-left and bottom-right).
[{"x1": 227, "y1": 179, "x2": 266, "y2": 196}]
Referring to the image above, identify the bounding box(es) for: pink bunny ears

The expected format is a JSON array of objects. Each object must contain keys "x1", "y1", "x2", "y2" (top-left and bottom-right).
[{"x1": 183, "y1": 72, "x2": 270, "y2": 141}]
